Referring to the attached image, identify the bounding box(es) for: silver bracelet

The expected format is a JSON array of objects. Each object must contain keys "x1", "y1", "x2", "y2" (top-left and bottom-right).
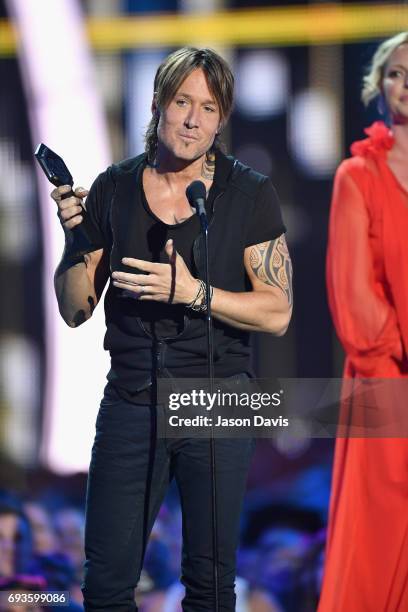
[
  {"x1": 190, "y1": 280, "x2": 214, "y2": 313},
  {"x1": 186, "y1": 280, "x2": 203, "y2": 310},
  {"x1": 191, "y1": 280, "x2": 207, "y2": 312}
]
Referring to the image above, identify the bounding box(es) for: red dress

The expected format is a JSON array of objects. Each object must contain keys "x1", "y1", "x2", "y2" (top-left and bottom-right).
[{"x1": 318, "y1": 122, "x2": 408, "y2": 611}]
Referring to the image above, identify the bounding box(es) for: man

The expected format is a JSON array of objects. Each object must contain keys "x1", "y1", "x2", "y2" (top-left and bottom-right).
[{"x1": 51, "y1": 47, "x2": 292, "y2": 612}]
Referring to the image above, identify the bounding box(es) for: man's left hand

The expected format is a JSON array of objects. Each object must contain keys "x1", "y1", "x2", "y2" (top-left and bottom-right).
[{"x1": 111, "y1": 239, "x2": 199, "y2": 304}]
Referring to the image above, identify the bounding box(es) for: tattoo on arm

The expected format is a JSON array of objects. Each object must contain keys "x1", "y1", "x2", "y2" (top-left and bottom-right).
[
  {"x1": 72, "y1": 296, "x2": 95, "y2": 327},
  {"x1": 249, "y1": 236, "x2": 293, "y2": 307}
]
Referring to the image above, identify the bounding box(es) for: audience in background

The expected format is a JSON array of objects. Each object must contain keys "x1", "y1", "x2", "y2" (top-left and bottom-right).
[
  {"x1": 0, "y1": 492, "x2": 83, "y2": 611},
  {"x1": 0, "y1": 489, "x2": 325, "y2": 611}
]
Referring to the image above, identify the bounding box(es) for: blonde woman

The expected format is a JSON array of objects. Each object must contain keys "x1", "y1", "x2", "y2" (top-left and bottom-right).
[{"x1": 319, "y1": 33, "x2": 408, "y2": 611}]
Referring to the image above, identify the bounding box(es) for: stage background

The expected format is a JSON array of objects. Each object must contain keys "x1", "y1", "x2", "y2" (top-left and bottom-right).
[{"x1": 0, "y1": 1, "x2": 406, "y2": 610}]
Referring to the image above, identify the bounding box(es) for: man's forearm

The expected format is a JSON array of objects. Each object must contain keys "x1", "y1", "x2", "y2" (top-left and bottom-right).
[
  {"x1": 210, "y1": 287, "x2": 291, "y2": 335},
  {"x1": 54, "y1": 259, "x2": 97, "y2": 327}
]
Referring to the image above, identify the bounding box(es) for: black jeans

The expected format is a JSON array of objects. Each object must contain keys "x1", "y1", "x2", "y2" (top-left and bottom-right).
[{"x1": 82, "y1": 383, "x2": 255, "y2": 611}]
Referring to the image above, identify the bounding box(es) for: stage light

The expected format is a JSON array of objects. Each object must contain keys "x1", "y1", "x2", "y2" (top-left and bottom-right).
[
  {"x1": 126, "y1": 51, "x2": 166, "y2": 156},
  {"x1": 7, "y1": 0, "x2": 111, "y2": 474},
  {"x1": 235, "y1": 50, "x2": 289, "y2": 119},
  {"x1": 0, "y1": 334, "x2": 39, "y2": 465},
  {"x1": 0, "y1": 138, "x2": 37, "y2": 261},
  {"x1": 289, "y1": 88, "x2": 340, "y2": 177}
]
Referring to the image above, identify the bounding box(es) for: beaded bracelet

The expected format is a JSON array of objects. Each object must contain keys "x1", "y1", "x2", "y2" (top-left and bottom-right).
[
  {"x1": 187, "y1": 280, "x2": 214, "y2": 313},
  {"x1": 192, "y1": 280, "x2": 207, "y2": 312}
]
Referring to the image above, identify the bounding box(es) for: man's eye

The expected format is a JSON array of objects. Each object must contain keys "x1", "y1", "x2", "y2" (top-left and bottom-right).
[
  {"x1": 176, "y1": 99, "x2": 187, "y2": 106},
  {"x1": 204, "y1": 106, "x2": 215, "y2": 112}
]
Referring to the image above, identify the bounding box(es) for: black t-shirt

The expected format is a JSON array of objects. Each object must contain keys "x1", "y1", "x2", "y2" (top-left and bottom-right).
[
  {"x1": 83, "y1": 151, "x2": 286, "y2": 398},
  {"x1": 86, "y1": 156, "x2": 285, "y2": 258},
  {"x1": 134, "y1": 172, "x2": 220, "y2": 339}
]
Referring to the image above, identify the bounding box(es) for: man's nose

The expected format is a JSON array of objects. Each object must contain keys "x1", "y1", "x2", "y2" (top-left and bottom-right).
[{"x1": 185, "y1": 105, "x2": 200, "y2": 128}]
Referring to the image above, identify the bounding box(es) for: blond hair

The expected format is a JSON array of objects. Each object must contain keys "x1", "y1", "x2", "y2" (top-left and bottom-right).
[
  {"x1": 362, "y1": 32, "x2": 408, "y2": 106},
  {"x1": 145, "y1": 47, "x2": 234, "y2": 163}
]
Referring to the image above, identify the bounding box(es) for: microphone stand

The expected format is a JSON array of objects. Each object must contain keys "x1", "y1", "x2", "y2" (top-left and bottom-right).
[{"x1": 197, "y1": 208, "x2": 219, "y2": 612}]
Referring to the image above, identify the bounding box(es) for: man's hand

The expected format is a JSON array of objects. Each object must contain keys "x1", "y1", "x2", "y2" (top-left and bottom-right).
[
  {"x1": 51, "y1": 185, "x2": 89, "y2": 230},
  {"x1": 112, "y1": 239, "x2": 199, "y2": 305}
]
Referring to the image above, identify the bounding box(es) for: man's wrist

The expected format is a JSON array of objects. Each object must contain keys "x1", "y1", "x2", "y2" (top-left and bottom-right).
[{"x1": 186, "y1": 279, "x2": 214, "y2": 312}]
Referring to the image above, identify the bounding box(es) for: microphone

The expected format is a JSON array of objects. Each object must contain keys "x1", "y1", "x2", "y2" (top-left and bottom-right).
[{"x1": 186, "y1": 180, "x2": 207, "y2": 219}]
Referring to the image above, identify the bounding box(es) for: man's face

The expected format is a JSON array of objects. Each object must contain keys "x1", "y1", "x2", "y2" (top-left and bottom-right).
[{"x1": 156, "y1": 68, "x2": 221, "y2": 163}]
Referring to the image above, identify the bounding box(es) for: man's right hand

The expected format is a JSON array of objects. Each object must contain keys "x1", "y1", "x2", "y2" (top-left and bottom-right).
[{"x1": 51, "y1": 185, "x2": 89, "y2": 230}]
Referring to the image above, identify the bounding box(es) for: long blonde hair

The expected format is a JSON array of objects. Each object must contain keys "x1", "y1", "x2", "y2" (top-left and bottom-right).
[
  {"x1": 362, "y1": 32, "x2": 408, "y2": 106},
  {"x1": 145, "y1": 47, "x2": 234, "y2": 163}
]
